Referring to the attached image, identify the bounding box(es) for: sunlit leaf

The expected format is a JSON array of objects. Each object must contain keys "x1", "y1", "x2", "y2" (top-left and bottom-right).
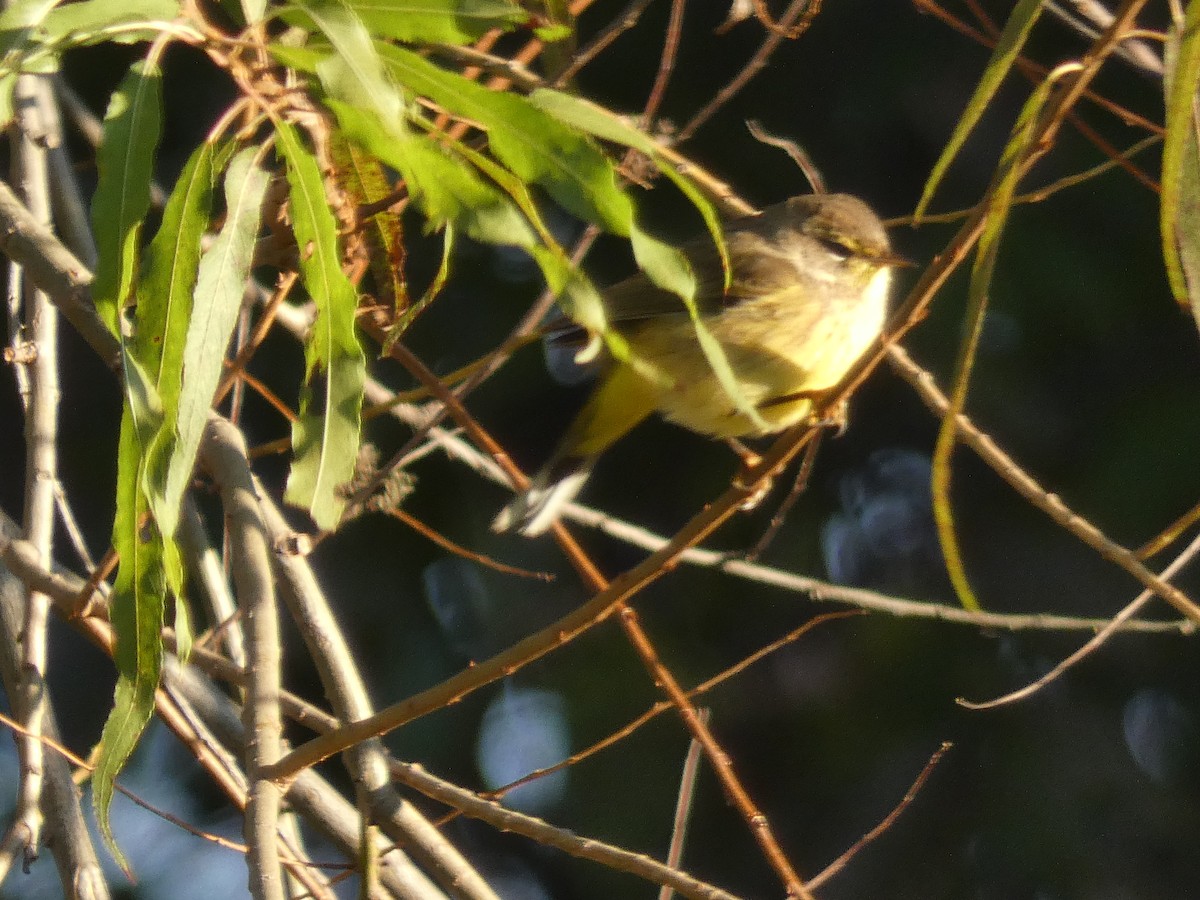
[
  {"x1": 276, "y1": 121, "x2": 365, "y2": 530},
  {"x1": 286, "y1": 0, "x2": 405, "y2": 134},
  {"x1": 445, "y1": 133, "x2": 612, "y2": 341},
  {"x1": 38, "y1": 0, "x2": 180, "y2": 46},
  {"x1": 1161, "y1": 3, "x2": 1200, "y2": 323},
  {"x1": 138, "y1": 141, "x2": 223, "y2": 530},
  {"x1": 94, "y1": 383, "x2": 165, "y2": 873},
  {"x1": 347, "y1": 0, "x2": 526, "y2": 44},
  {"x1": 931, "y1": 63, "x2": 1078, "y2": 614},
  {"x1": 136, "y1": 141, "x2": 227, "y2": 655},
  {"x1": 914, "y1": 0, "x2": 1043, "y2": 220},
  {"x1": 380, "y1": 44, "x2": 632, "y2": 234},
  {"x1": 325, "y1": 97, "x2": 537, "y2": 248},
  {"x1": 0, "y1": 0, "x2": 62, "y2": 61},
  {"x1": 527, "y1": 88, "x2": 725, "y2": 270},
  {"x1": 167, "y1": 148, "x2": 269, "y2": 526},
  {"x1": 90, "y1": 57, "x2": 161, "y2": 334}
]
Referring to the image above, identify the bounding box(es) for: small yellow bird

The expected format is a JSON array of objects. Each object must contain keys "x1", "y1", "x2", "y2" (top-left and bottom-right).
[{"x1": 494, "y1": 193, "x2": 905, "y2": 536}]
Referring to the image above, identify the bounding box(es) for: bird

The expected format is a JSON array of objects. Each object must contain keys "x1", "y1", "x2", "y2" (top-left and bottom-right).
[{"x1": 493, "y1": 192, "x2": 906, "y2": 536}]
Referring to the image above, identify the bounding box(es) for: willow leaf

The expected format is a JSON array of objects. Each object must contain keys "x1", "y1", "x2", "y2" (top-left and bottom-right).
[
  {"x1": 287, "y1": 0, "x2": 404, "y2": 134},
  {"x1": 527, "y1": 88, "x2": 725, "y2": 270},
  {"x1": 380, "y1": 44, "x2": 631, "y2": 233},
  {"x1": 914, "y1": 0, "x2": 1043, "y2": 220},
  {"x1": 325, "y1": 97, "x2": 537, "y2": 249},
  {"x1": 138, "y1": 141, "x2": 223, "y2": 534},
  {"x1": 38, "y1": 0, "x2": 179, "y2": 45},
  {"x1": 347, "y1": 0, "x2": 526, "y2": 44},
  {"x1": 90, "y1": 57, "x2": 161, "y2": 333},
  {"x1": 166, "y1": 149, "x2": 269, "y2": 520},
  {"x1": 331, "y1": 133, "x2": 407, "y2": 315},
  {"x1": 932, "y1": 63, "x2": 1077, "y2": 614},
  {"x1": 276, "y1": 122, "x2": 365, "y2": 530},
  {"x1": 94, "y1": 385, "x2": 165, "y2": 872},
  {"x1": 1161, "y1": 2, "x2": 1200, "y2": 318},
  {"x1": 0, "y1": 0, "x2": 62, "y2": 61}
]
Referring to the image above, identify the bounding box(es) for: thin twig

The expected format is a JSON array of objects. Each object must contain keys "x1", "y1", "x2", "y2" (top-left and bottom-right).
[
  {"x1": 1045, "y1": 0, "x2": 1163, "y2": 75},
  {"x1": 179, "y1": 497, "x2": 245, "y2": 669},
  {"x1": 0, "y1": 178, "x2": 120, "y2": 367},
  {"x1": 913, "y1": 0, "x2": 1161, "y2": 191},
  {"x1": 676, "y1": 0, "x2": 815, "y2": 144},
  {"x1": 960, "y1": 528, "x2": 1200, "y2": 710},
  {"x1": 641, "y1": 0, "x2": 685, "y2": 127},
  {"x1": 483, "y1": 613, "x2": 858, "y2": 805},
  {"x1": 353, "y1": 369, "x2": 1192, "y2": 636},
  {"x1": 806, "y1": 742, "x2": 952, "y2": 891},
  {"x1": 886, "y1": 342, "x2": 1200, "y2": 626},
  {"x1": 0, "y1": 518, "x2": 109, "y2": 899},
  {"x1": 745, "y1": 120, "x2": 826, "y2": 195},
  {"x1": 260, "y1": 406, "x2": 815, "y2": 779},
  {"x1": 384, "y1": 507, "x2": 554, "y2": 581},
  {"x1": 363, "y1": 341, "x2": 1196, "y2": 638},
  {"x1": 659, "y1": 705, "x2": 708, "y2": 900},
  {"x1": 0, "y1": 708, "x2": 257, "y2": 858},
  {"x1": 619, "y1": 608, "x2": 813, "y2": 899},
  {"x1": 556, "y1": 0, "x2": 657, "y2": 85},
  {"x1": 389, "y1": 760, "x2": 742, "y2": 900}
]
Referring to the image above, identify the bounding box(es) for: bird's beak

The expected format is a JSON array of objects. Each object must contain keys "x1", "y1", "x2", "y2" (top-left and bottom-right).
[{"x1": 877, "y1": 250, "x2": 917, "y2": 269}]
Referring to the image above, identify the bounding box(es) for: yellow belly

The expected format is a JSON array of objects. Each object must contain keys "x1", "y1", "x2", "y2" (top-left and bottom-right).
[{"x1": 621, "y1": 268, "x2": 890, "y2": 439}]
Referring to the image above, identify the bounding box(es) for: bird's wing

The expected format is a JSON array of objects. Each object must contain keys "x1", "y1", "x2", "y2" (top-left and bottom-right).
[{"x1": 600, "y1": 219, "x2": 804, "y2": 323}]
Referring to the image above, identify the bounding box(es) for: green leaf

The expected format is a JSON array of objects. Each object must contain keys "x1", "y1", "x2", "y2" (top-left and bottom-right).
[
  {"x1": 166, "y1": 148, "x2": 269, "y2": 527},
  {"x1": 1161, "y1": 3, "x2": 1200, "y2": 317},
  {"x1": 526, "y1": 88, "x2": 726, "y2": 278},
  {"x1": 90, "y1": 57, "x2": 162, "y2": 334},
  {"x1": 137, "y1": 141, "x2": 223, "y2": 536},
  {"x1": 37, "y1": 0, "x2": 180, "y2": 46},
  {"x1": 914, "y1": 0, "x2": 1043, "y2": 220},
  {"x1": 326, "y1": 97, "x2": 538, "y2": 246},
  {"x1": 276, "y1": 121, "x2": 365, "y2": 530},
  {"x1": 94, "y1": 406, "x2": 166, "y2": 874},
  {"x1": 379, "y1": 44, "x2": 632, "y2": 233},
  {"x1": 446, "y1": 131, "x2": 613, "y2": 341},
  {"x1": 136, "y1": 141, "x2": 228, "y2": 655},
  {"x1": 0, "y1": 0, "x2": 62, "y2": 61},
  {"x1": 0, "y1": 74, "x2": 15, "y2": 130},
  {"x1": 286, "y1": 0, "x2": 405, "y2": 134},
  {"x1": 346, "y1": 0, "x2": 526, "y2": 44},
  {"x1": 931, "y1": 63, "x2": 1076, "y2": 614}
]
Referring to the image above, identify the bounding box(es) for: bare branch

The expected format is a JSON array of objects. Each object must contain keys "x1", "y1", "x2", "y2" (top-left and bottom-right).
[{"x1": 201, "y1": 419, "x2": 285, "y2": 900}]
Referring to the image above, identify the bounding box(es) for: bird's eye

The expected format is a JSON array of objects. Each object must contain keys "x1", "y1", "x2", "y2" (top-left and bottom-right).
[{"x1": 817, "y1": 235, "x2": 853, "y2": 261}]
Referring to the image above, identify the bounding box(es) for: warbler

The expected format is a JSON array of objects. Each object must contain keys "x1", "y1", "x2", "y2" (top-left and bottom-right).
[{"x1": 493, "y1": 193, "x2": 906, "y2": 536}]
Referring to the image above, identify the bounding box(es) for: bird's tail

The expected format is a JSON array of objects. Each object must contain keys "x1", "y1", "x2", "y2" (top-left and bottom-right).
[
  {"x1": 491, "y1": 455, "x2": 595, "y2": 536},
  {"x1": 492, "y1": 364, "x2": 659, "y2": 536}
]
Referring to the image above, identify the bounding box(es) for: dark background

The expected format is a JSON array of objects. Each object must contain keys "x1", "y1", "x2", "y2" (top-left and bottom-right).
[{"x1": 3, "y1": 2, "x2": 1200, "y2": 898}]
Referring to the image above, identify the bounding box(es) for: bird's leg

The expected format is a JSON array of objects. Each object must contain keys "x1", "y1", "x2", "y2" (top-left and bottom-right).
[
  {"x1": 744, "y1": 430, "x2": 825, "y2": 561},
  {"x1": 808, "y1": 396, "x2": 850, "y2": 435},
  {"x1": 728, "y1": 439, "x2": 774, "y2": 511}
]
